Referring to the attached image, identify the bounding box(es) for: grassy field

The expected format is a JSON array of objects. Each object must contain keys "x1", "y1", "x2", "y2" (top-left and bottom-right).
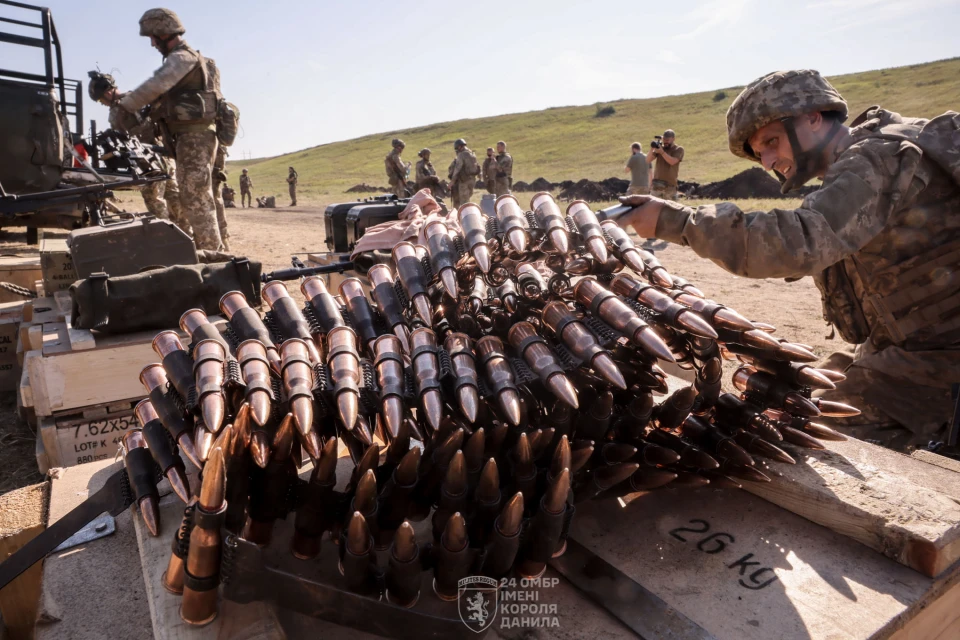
[{"x1": 226, "y1": 57, "x2": 960, "y2": 202}]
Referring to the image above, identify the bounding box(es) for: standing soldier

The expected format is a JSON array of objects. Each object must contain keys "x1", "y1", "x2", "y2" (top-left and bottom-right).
[
  {"x1": 450, "y1": 138, "x2": 480, "y2": 208},
  {"x1": 494, "y1": 140, "x2": 513, "y2": 196},
  {"x1": 385, "y1": 139, "x2": 408, "y2": 198},
  {"x1": 287, "y1": 166, "x2": 298, "y2": 206},
  {"x1": 212, "y1": 146, "x2": 229, "y2": 249},
  {"x1": 239, "y1": 169, "x2": 253, "y2": 208},
  {"x1": 482, "y1": 147, "x2": 497, "y2": 194},
  {"x1": 115, "y1": 8, "x2": 224, "y2": 250},
  {"x1": 87, "y1": 71, "x2": 185, "y2": 229},
  {"x1": 415, "y1": 148, "x2": 443, "y2": 194}
]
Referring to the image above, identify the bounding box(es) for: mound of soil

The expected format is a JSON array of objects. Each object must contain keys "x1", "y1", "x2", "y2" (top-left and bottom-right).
[
  {"x1": 692, "y1": 168, "x2": 819, "y2": 200},
  {"x1": 512, "y1": 181, "x2": 531, "y2": 192},
  {"x1": 528, "y1": 177, "x2": 556, "y2": 192},
  {"x1": 346, "y1": 183, "x2": 389, "y2": 193},
  {"x1": 558, "y1": 178, "x2": 620, "y2": 202}
]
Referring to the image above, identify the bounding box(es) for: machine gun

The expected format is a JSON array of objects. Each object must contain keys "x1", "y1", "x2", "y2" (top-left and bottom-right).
[{"x1": 261, "y1": 256, "x2": 356, "y2": 283}]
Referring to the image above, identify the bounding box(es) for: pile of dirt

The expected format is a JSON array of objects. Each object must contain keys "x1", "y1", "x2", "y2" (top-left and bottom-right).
[
  {"x1": 346, "y1": 183, "x2": 389, "y2": 193},
  {"x1": 528, "y1": 177, "x2": 556, "y2": 192},
  {"x1": 558, "y1": 178, "x2": 622, "y2": 202},
  {"x1": 688, "y1": 168, "x2": 819, "y2": 200}
]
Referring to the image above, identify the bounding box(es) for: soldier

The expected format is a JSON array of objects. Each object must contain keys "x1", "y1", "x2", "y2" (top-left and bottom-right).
[
  {"x1": 114, "y1": 8, "x2": 225, "y2": 251},
  {"x1": 646, "y1": 129, "x2": 684, "y2": 201},
  {"x1": 482, "y1": 147, "x2": 497, "y2": 194},
  {"x1": 494, "y1": 140, "x2": 513, "y2": 196},
  {"x1": 617, "y1": 69, "x2": 960, "y2": 452},
  {"x1": 239, "y1": 169, "x2": 253, "y2": 208},
  {"x1": 87, "y1": 71, "x2": 185, "y2": 229},
  {"x1": 624, "y1": 142, "x2": 651, "y2": 195},
  {"x1": 222, "y1": 184, "x2": 236, "y2": 208},
  {"x1": 287, "y1": 166, "x2": 298, "y2": 206},
  {"x1": 449, "y1": 139, "x2": 480, "y2": 208},
  {"x1": 385, "y1": 139, "x2": 408, "y2": 198},
  {"x1": 212, "y1": 146, "x2": 230, "y2": 249},
  {"x1": 415, "y1": 148, "x2": 444, "y2": 195}
]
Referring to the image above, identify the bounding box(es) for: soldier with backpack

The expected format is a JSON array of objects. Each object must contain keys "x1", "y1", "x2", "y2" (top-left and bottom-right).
[
  {"x1": 616, "y1": 69, "x2": 960, "y2": 452},
  {"x1": 115, "y1": 8, "x2": 232, "y2": 251},
  {"x1": 450, "y1": 138, "x2": 480, "y2": 208}
]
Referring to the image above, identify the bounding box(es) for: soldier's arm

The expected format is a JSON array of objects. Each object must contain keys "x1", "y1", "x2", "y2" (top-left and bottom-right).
[
  {"x1": 659, "y1": 147, "x2": 682, "y2": 166},
  {"x1": 653, "y1": 144, "x2": 897, "y2": 279},
  {"x1": 118, "y1": 50, "x2": 199, "y2": 113},
  {"x1": 451, "y1": 157, "x2": 464, "y2": 182}
]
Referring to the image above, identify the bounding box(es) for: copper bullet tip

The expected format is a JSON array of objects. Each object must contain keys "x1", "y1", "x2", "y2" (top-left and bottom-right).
[
  {"x1": 499, "y1": 389, "x2": 523, "y2": 427},
  {"x1": 457, "y1": 386, "x2": 480, "y2": 424},
  {"x1": 797, "y1": 367, "x2": 836, "y2": 390},
  {"x1": 637, "y1": 327, "x2": 676, "y2": 362},
  {"x1": 814, "y1": 399, "x2": 861, "y2": 418},
  {"x1": 316, "y1": 436, "x2": 340, "y2": 483},
  {"x1": 249, "y1": 391, "x2": 272, "y2": 428},
  {"x1": 802, "y1": 421, "x2": 847, "y2": 442},
  {"x1": 549, "y1": 229, "x2": 569, "y2": 254},
  {"x1": 717, "y1": 440, "x2": 755, "y2": 468},
  {"x1": 777, "y1": 341, "x2": 818, "y2": 362},
  {"x1": 440, "y1": 269, "x2": 459, "y2": 300},
  {"x1": 477, "y1": 457, "x2": 500, "y2": 502},
  {"x1": 544, "y1": 469, "x2": 570, "y2": 514},
  {"x1": 194, "y1": 428, "x2": 215, "y2": 464},
  {"x1": 630, "y1": 468, "x2": 679, "y2": 491},
  {"x1": 783, "y1": 393, "x2": 822, "y2": 418},
  {"x1": 547, "y1": 374, "x2": 580, "y2": 409},
  {"x1": 586, "y1": 238, "x2": 609, "y2": 264},
  {"x1": 292, "y1": 397, "x2": 315, "y2": 436},
  {"x1": 514, "y1": 432, "x2": 534, "y2": 469},
  {"x1": 337, "y1": 391, "x2": 359, "y2": 431},
  {"x1": 650, "y1": 268, "x2": 674, "y2": 289},
  {"x1": 355, "y1": 470, "x2": 378, "y2": 514},
  {"x1": 347, "y1": 512, "x2": 371, "y2": 555},
  {"x1": 463, "y1": 428, "x2": 486, "y2": 471},
  {"x1": 595, "y1": 463, "x2": 640, "y2": 491},
  {"x1": 273, "y1": 413, "x2": 296, "y2": 461},
  {"x1": 473, "y1": 244, "x2": 492, "y2": 274},
  {"x1": 781, "y1": 426, "x2": 827, "y2": 450},
  {"x1": 741, "y1": 328, "x2": 782, "y2": 351},
  {"x1": 498, "y1": 493, "x2": 524, "y2": 537},
  {"x1": 507, "y1": 229, "x2": 527, "y2": 254},
  {"x1": 570, "y1": 445, "x2": 595, "y2": 474},
  {"x1": 442, "y1": 513, "x2": 468, "y2": 551},
  {"x1": 140, "y1": 496, "x2": 160, "y2": 536},
  {"x1": 712, "y1": 307, "x2": 755, "y2": 332},
  {"x1": 751, "y1": 438, "x2": 797, "y2": 464},
  {"x1": 816, "y1": 368, "x2": 846, "y2": 383},
  {"x1": 444, "y1": 451, "x2": 468, "y2": 496},
  {"x1": 392, "y1": 522, "x2": 418, "y2": 563},
  {"x1": 250, "y1": 431, "x2": 271, "y2": 468},
  {"x1": 393, "y1": 324, "x2": 411, "y2": 354},
  {"x1": 730, "y1": 465, "x2": 772, "y2": 483},
  {"x1": 167, "y1": 467, "x2": 192, "y2": 503},
  {"x1": 395, "y1": 446, "x2": 422, "y2": 486},
  {"x1": 422, "y1": 389, "x2": 444, "y2": 433},
  {"x1": 383, "y1": 396, "x2": 405, "y2": 440},
  {"x1": 200, "y1": 394, "x2": 225, "y2": 435},
  {"x1": 177, "y1": 433, "x2": 202, "y2": 470},
  {"x1": 413, "y1": 295, "x2": 433, "y2": 326},
  {"x1": 668, "y1": 471, "x2": 710, "y2": 488},
  {"x1": 199, "y1": 447, "x2": 226, "y2": 511},
  {"x1": 602, "y1": 443, "x2": 638, "y2": 465},
  {"x1": 591, "y1": 353, "x2": 627, "y2": 390},
  {"x1": 551, "y1": 436, "x2": 572, "y2": 477},
  {"x1": 677, "y1": 310, "x2": 719, "y2": 339}
]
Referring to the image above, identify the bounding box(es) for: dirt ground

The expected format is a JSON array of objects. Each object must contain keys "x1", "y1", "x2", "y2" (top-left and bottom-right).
[{"x1": 0, "y1": 198, "x2": 841, "y2": 492}]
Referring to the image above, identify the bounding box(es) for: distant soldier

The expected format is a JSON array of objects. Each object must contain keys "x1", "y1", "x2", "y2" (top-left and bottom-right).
[
  {"x1": 116, "y1": 8, "x2": 226, "y2": 250},
  {"x1": 239, "y1": 168, "x2": 253, "y2": 207},
  {"x1": 415, "y1": 148, "x2": 444, "y2": 194},
  {"x1": 212, "y1": 146, "x2": 230, "y2": 249},
  {"x1": 494, "y1": 141, "x2": 513, "y2": 196},
  {"x1": 287, "y1": 166, "x2": 298, "y2": 206},
  {"x1": 482, "y1": 147, "x2": 497, "y2": 194},
  {"x1": 222, "y1": 185, "x2": 236, "y2": 208},
  {"x1": 385, "y1": 139, "x2": 409, "y2": 198},
  {"x1": 87, "y1": 70, "x2": 185, "y2": 228},
  {"x1": 624, "y1": 142, "x2": 651, "y2": 195},
  {"x1": 450, "y1": 138, "x2": 480, "y2": 208}
]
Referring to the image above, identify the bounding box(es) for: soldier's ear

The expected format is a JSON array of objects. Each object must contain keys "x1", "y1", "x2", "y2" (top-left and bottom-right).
[{"x1": 805, "y1": 111, "x2": 824, "y2": 133}]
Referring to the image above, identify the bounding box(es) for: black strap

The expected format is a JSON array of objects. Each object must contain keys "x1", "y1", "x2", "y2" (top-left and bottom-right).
[
  {"x1": 142, "y1": 419, "x2": 179, "y2": 472},
  {"x1": 162, "y1": 350, "x2": 196, "y2": 402},
  {"x1": 193, "y1": 501, "x2": 227, "y2": 530},
  {"x1": 551, "y1": 314, "x2": 579, "y2": 340},
  {"x1": 148, "y1": 385, "x2": 190, "y2": 439},
  {"x1": 308, "y1": 292, "x2": 346, "y2": 334},
  {"x1": 231, "y1": 307, "x2": 276, "y2": 348},
  {"x1": 282, "y1": 352, "x2": 313, "y2": 372},
  {"x1": 589, "y1": 291, "x2": 612, "y2": 317},
  {"x1": 88, "y1": 272, "x2": 111, "y2": 330},
  {"x1": 327, "y1": 342, "x2": 360, "y2": 362},
  {"x1": 515, "y1": 333, "x2": 547, "y2": 357},
  {"x1": 477, "y1": 347, "x2": 503, "y2": 369},
  {"x1": 462, "y1": 224, "x2": 486, "y2": 250},
  {"x1": 183, "y1": 567, "x2": 219, "y2": 593},
  {"x1": 397, "y1": 255, "x2": 427, "y2": 298},
  {"x1": 124, "y1": 447, "x2": 158, "y2": 503},
  {"x1": 372, "y1": 282, "x2": 404, "y2": 328},
  {"x1": 428, "y1": 233, "x2": 456, "y2": 272},
  {"x1": 192, "y1": 347, "x2": 224, "y2": 372},
  {"x1": 410, "y1": 343, "x2": 438, "y2": 362},
  {"x1": 231, "y1": 258, "x2": 260, "y2": 306}
]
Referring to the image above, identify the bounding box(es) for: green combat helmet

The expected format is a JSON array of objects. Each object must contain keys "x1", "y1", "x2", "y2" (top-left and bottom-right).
[
  {"x1": 87, "y1": 71, "x2": 116, "y2": 102},
  {"x1": 139, "y1": 8, "x2": 186, "y2": 38},
  {"x1": 392, "y1": 138, "x2": 405, "y2": 149},
  {"x1": 454, "y1": 138, "x2": 466, "y2": 150},
  {"x1": 726, "y1": 69, "x2": 848, "y2": 192}
]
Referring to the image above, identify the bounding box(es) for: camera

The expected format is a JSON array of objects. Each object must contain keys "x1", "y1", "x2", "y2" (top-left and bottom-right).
[{"x1": 650, "y1": 135, "x2": 663, "y2": 150}]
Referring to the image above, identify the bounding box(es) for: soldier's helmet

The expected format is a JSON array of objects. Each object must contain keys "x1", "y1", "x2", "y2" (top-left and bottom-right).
[
  {"x1": 242, "y1": 168, "x2": 248, "y2": 173},
  {"x1": 392, "y1": 138, "x2": 405, "y2": 149},
  {"x1": 139, "y1": 8, "x2": 186, "y2": 38},
  {"x1": 727, "y1": 69, "x2": 848, "y2": 161},
  {"x1": 418, "y1": 148, "x2": 430, "y2": 158},
  {"x1": 87, "y1": 71, "x2": 116, "y2": 102},
  {"x1": 454, "y1": 138, "x2": 466, "y2": 149}
]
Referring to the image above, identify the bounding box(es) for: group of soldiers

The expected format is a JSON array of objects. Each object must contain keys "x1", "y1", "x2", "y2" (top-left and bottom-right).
[
  {"x1": 231, "y1": 166, "x2": 298, "y2": 208},
  {"x1": 385, "y1": 138, "x2": 514, "y2": 207}
]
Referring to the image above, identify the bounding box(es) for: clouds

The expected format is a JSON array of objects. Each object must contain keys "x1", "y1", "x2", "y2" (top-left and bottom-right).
[
  {"x1": 674, "y1": 0, "x2": 751, "y2": 39},
  {"x1": 656, "y1": 50, "x2": 684, "y2": 64}
]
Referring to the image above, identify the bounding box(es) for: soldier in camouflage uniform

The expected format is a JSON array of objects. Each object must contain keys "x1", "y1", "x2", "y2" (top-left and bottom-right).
[
  {"x1": 239, "y1": 169, "x2": 253, "y2": 207},
  {"x1": 617, "y1": 69, "x2": 960, "y2": 452},
  {"x1": 212, "y1": 146, "x2": 229, "y2": 249},
  {"x1": 449, "y1": 138, "x2": 480, "y2": 208},
  {"x1": 494, "y1": 140, "x2": 513, "y2": 196},
  {"x1": 385, "y1": 139, "x2": 408, "y2": 198},
  {"x1": 88, "y1": 71, "x2": 185, "y2": 229},
  {"x1": 115, "y1": 8, "x2": 225, "y2": 251},
  {"x1": 482, "y1": 147, "x2": 497, "y2": 194},
  {"x1": 287, "y1": 166, "x2": 298, "y2": 206},
  {"x1": 415, "y1": 148, "x2": 444, "y2": 195}
]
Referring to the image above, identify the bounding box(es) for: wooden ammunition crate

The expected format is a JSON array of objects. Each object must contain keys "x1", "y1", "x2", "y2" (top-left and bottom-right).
[
  {"x1": 39, "y1": 231, "x2": 76, "y2": 296},
  {"x1": 0, "y1": 256, "x2": 41, "y2": 303},
  {"x1": 36, "y1": 401, "x2": 137, "y2": 472}
]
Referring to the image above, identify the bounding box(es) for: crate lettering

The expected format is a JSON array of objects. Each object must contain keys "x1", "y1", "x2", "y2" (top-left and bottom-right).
[{"x1": 667, "y1": 518, "x2": 779, "y2": 591}]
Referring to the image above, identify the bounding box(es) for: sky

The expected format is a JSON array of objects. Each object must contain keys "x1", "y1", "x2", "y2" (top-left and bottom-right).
[{"x1": 2, "y1": 0, "x2": 958, "y2": 160}]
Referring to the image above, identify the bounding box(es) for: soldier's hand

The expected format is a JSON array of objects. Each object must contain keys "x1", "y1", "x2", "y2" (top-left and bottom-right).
[{"x1": 616, "y1": 195, "x2": 665, "y2": 238}]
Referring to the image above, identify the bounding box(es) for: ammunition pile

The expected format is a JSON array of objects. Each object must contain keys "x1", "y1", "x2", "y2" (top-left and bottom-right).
[{"x1": 119, "y1": 192, "x2": 857, "y2": 625}]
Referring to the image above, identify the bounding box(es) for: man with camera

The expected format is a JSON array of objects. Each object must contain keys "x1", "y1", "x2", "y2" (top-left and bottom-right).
[{"x1": 646, "y1": 129, "x2": 684, "y2": 200}]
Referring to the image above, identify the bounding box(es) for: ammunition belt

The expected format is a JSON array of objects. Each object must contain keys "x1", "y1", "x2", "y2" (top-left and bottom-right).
[
  {"x1": 239, "y1": 350, "x2": 276, "y2": 399},
  {"x1": 271, "y1": 297, "x2": 313, "y2": 343},
  {"x1": 162, "y1": 351, "x2": 197, "y2": 408},
  {"x1": 142, "y1": 419, "x2": 179, "y2": 473},
  {"x1": 231, "y1": 307, "x2": 277, "y2": 348},
  {"x1": 410, "y1": 343, "x2": 442, "y2": 394},
  {"x1": 373, "y1": 282, "x2": 405, "y2": 328},
  {"x1": 192, "y1": 351, "x2": 225, "y2": 398},
  {"x1": 396, "y1": 255, "x2": 427, "y2": 298},
  {"x1": 326, "y1": 343, "x2": 361, "y2": 397},
  {"x1": 149, "y1": 385, "x2": 190, "y2": 439},
  {"x1": 307, "y1": 294, "x2": 346, "y2": 334},
  {"x1": 281, "y1": 352, "x2": 315, "y2": 399},
  {"x1": 513, "y1": 334, "x2": 564, "y2": 383},
  {"x1": 374, "y1": 350, "x2": 406, "y2": 400}
]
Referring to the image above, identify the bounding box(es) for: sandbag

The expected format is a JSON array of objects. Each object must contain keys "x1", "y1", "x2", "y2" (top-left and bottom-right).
[{"x1": 71, "y1": 258, "x2": 262, "y2": 333}]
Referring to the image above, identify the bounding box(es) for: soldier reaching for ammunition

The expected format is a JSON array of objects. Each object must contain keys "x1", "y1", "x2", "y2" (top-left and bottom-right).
[
  {"x1": 385, "y1": 139, "x2": 409, "y2": 198},
  {"x1": 114, "y1": 8, "x2": 226, "y2": 251},
  {"x1": 616, "y1": 69, "x2": 960, "y2": 452}
]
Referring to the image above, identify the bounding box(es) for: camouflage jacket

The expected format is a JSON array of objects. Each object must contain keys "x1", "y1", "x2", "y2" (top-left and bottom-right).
[
  {"x1": 239, "y1": 174, "x2": 252, "y2": 190},
  {"x1": 496, "y1": 152, "x2": 513, "y2": 178},
  {"x1": 416, "y1": 159, "x2": 436, "y2": 183},
  {"x1": 108, "y1": 95, "x2": 157, "y2": 143},
  {"x1": 655, "y1": 107, "x2": 960, "y2": 370},
  {"x1": 118, "y1": 41, "x2": 202, "y2": 116},
  {"x1": 451, "y1": 148, "x2": 479, "y2": 185},
  {"x1": 287, "y1": 170, "x2": 298, "y2": 185},
  {"x1": 482, "y1": 156, "x2": 497, "y2": 182},
  {"x1": 385, "y1": 150, "x2": 405, "y2": 183}
]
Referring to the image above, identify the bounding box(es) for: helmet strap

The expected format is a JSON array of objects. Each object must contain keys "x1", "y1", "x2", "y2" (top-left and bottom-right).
[{"x1": 778, "y1": 116, "x2": 841, "y2": 193}]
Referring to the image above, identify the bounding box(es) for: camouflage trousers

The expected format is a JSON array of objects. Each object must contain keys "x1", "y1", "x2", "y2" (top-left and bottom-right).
[
  {"x1": 494, "y1": 177, "x2": 511, "y2": 197},
  {"x1": 627, "y1": 185, "x2": 650, "y2": 195},
  {"x1": 140, "y1": 159, "x2": 185, "y2": 228},
  {"x1": 651, "y1": 180, "x2": 677, "y2": 201},
  {"x1": 813, "y1": 344, "x2": 953, "y2": 452},
  {"x1": 212, "y1": 176, "x2": 230, "y2": 251},
  {"x1": 485, "y1": 180, "x2": 496, "y2": 195},
  {"x1": 241, "y1": 189, "x2": 252, "y2": 207},
  {"x1": 289, "y1": 183, "x2": 297, "y2": 205},
  {"x1": 389, "y1": 180, "x2": 406, "y2": 198},
  {"x1": 451, "y1": 181, "x2": 475, "y2": 209},
  {"x1": 174, "y1": 130, "x2": 223, "y2": 251}
]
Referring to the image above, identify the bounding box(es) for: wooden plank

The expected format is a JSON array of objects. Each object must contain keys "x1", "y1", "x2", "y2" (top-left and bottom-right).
[
  {"x1": 46, "y1": 410, "x2": 137, "y2": 469},
  {"x1": 890, "y1": 579, "x2": 960, "y2": 640},
  {"x1": 0, "y1": 482, "x2": 49, "y2": 640},
  {"x1": 742, "y1": 436, "x2": 960, "y2": 578},
  {"x1": 133, "y1": 491, "x2": 285, "y2": 640},
  {"x1": 911, "y1": 449, "x2": 960, "y2": 474},
  {"x1": 0, "y1": 256, "x2": 41, "y2": 304},
  {"x1": 569, "y1": 486, "x2": 959, "y2": 640},
  {"x1": 37, "y1": 418, "x2": 60, "y2": 470}
]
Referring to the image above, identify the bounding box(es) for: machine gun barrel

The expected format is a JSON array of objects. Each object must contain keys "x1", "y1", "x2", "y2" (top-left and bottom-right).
[{"x1": 261, "y1": 261, "x2": 355, "y2": 283}]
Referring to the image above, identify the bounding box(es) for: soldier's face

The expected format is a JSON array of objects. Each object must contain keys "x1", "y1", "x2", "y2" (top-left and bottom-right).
[
  {"x1": 497, "y1": 144, "x2": 505, "y2": 153},
  {"x1": 748, "y1": 121, "x2": 796, "y2": 178}
]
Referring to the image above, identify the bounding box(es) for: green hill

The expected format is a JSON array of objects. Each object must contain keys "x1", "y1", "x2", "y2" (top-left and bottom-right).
[{"x1": 228, "y1": 57, "x2": 960, "y2": 201}]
